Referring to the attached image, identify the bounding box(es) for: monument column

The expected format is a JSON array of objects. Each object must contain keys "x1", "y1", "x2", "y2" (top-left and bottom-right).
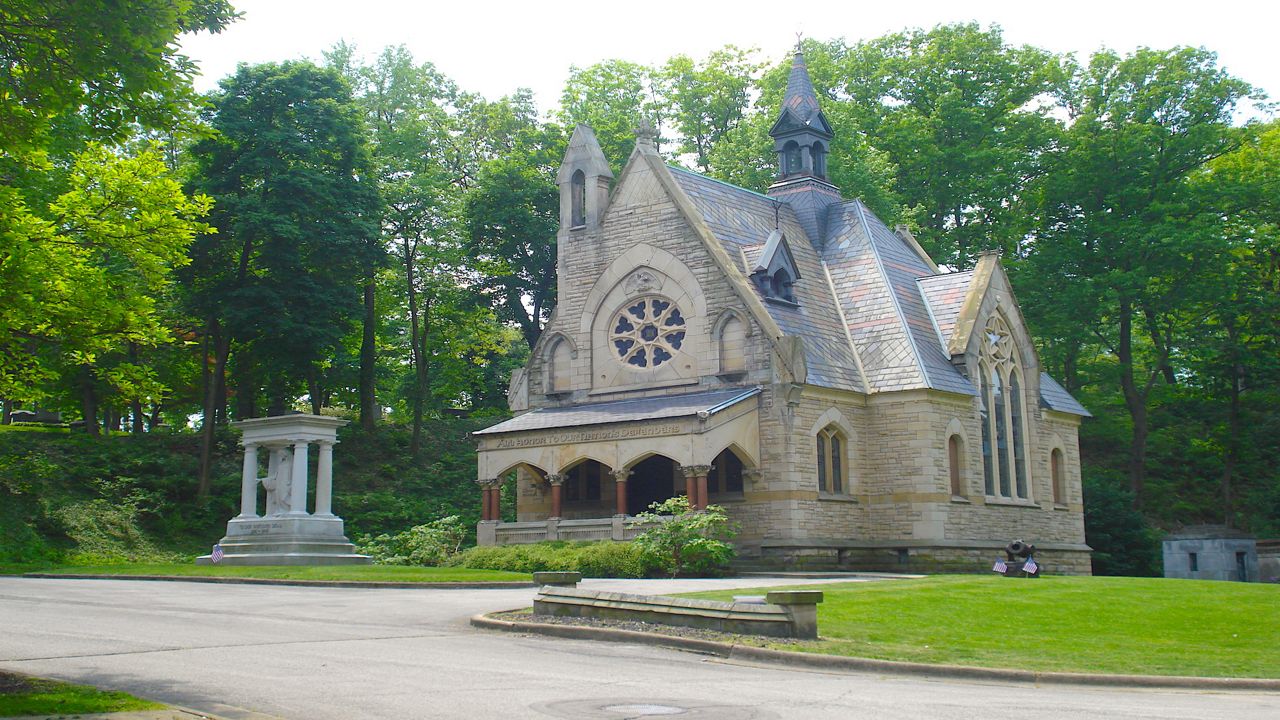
[
  {"x1": 681, "y1": 465, "x2": 697, "y2": 505},
  {"x1": 611, "y1": 469, "x2": 631, "y2": 516},
  {"x1": 475, "y1": 478, "x2": 491, "y2": 520},
  {"x1": 238, "y1": 443, "x2": 260, "y2": 518},
  {"x1": 288, "y1": 440, "x2": 310, "y2": 516},
  {"x1": 314, "y1": 440, "x2": 335, "y2": 516},
  {"x1": 547, "y1": 474, "x2": 565, "y2": 519}
]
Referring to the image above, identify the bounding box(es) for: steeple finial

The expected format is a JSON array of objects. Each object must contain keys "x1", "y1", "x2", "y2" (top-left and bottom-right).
[{"x1": 634, "y1": 116, "x2": 657, "y2": 148}]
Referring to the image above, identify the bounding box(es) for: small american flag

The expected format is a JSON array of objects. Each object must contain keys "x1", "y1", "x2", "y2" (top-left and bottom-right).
[
  {"x1": 1023, "y1": 557, "x2": 1038, "y2": 575},
  {"x1": 992, "y1": 558, "x2": 1008, "y2": 573},
  {"x1": 211, "y1": 544, "x2": 224, "y2": 564}
]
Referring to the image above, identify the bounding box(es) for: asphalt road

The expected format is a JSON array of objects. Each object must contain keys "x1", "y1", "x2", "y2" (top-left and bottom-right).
[{"x1": 0, "y1": 576, "x2": 1275, "y2": 720}]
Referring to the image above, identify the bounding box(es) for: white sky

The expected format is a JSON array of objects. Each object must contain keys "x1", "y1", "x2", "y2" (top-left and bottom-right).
[{"x1": 182, "y1": 0, "x2": 1279, "y2": 112}]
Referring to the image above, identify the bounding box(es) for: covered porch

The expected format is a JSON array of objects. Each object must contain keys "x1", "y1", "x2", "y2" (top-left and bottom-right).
[{"x1": 473, "y1": 387, "x2": 761, "y2": 545}]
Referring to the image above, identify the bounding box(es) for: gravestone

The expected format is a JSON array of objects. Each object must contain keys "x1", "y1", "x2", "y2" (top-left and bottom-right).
[{"x1": 196, "y1": 414, "x2": 369, "y2": 565}]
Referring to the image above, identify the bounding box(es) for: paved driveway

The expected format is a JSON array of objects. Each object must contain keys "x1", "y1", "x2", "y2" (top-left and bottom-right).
[{"x1": 1, "y1": 576, "x2": 1275, "y2": 719}]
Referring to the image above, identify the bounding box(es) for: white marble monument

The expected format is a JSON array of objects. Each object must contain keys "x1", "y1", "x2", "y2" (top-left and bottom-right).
[{"x1": 197, "y1": 414, "x2": 370, "y2": 565}]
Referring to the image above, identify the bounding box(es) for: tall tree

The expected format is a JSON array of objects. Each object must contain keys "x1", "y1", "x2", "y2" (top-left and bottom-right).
[
  {"x1": 1020, "y1": 47, "x2": 1256, "y2": 509},
  {"x1": 838, "y1": 23, "x2": 1065, "y2": 267},
  {"x1": 558, "y1": 60, "x2": 659, "y2": 168},
  {"x1": 187, "y1": 61, "x2": 381, "y2": 495},
  {"x1": 659, "y1": 46, "x2": 762, "y2": 172}
]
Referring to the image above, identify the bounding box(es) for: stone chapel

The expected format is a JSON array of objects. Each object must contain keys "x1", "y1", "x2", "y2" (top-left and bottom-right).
[{"x1": 472, "y1": 49, "x2": 1093, "y2": 574}]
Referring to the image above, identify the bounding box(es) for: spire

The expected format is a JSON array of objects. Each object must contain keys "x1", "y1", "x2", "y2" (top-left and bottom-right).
[
  {"x1": 767, "y1": 45, "x2": 841, "y2": 247},
  {"x1": 780, "y1": 50, "x2": 825, "y2": 129}
]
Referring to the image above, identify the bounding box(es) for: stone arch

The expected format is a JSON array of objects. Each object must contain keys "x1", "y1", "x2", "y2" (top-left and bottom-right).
[
  {"x1": 810, "y1": 407, "x2": 856, "y2": 495},
  {"x1": 491, "y1": 460, "x2": 548, "y2": 479},
  {"x1": 712, "y1": 309, "x2": 751, "y2": 374},
  {"x1": 619, "y1": 451, "x2": 683, "y2": 515},
  {"x1": 1048, "y1": 433, "x2": 1069, "y2": 505},
  {"x1": 945, "y1": 418, "x2": 968, "y2": 497},
  {"x1": 581, "y1": 245, "x2": 707, "y2": 392},
  {"x1": 542, "y1": 331, "x2": 578, "y2": 394},
  {"x1": 706, "y1": 442, "x2": 754, "y2": 497}
]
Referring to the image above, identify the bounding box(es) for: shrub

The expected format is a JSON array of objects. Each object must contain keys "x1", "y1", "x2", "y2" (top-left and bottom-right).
[
  {"x1": 53, "y1": 500, "x2": 181, "y2": 564},
  {"x1": 450, "y1": 540, "x2": 652, "y2": 578},
  {"x1": 632, "y1": 496, "x2": 737, "y2": 577},
  {"x1": 356, "y1": 515, "x2": 468, "y2": 566}
]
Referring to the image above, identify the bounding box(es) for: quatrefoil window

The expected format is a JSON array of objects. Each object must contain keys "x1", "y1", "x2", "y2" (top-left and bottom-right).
[{"x1": 610, "y1": 296, "x2": 686, "y2": 368}]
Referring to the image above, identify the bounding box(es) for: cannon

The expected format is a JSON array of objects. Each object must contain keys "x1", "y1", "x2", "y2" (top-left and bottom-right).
[{"x1": 996, "y1": 539, "x2": 1041, "y2": 577}]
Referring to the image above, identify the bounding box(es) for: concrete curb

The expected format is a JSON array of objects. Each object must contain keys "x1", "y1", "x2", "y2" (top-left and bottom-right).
[
  {"x1": 22, "y1": 573, "x2": 534, "y2": 590},
  {"x1": 471, "y1": 612, "x2": 1280, "y2": 692}
]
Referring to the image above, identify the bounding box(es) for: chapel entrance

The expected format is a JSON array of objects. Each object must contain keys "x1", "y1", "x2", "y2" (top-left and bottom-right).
[{"x1": 626, "y1": 455, "x2": 679, "y2": 515}]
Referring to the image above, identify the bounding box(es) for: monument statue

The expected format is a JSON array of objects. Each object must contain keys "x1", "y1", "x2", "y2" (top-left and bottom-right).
[{"x1": 196, "y1": 414, "x2": 369, "y2": 565}]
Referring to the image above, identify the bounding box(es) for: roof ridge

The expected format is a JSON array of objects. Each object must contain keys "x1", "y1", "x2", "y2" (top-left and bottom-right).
[{"x1": 667, "y1": 164, "x2": 776, "y2": 203}]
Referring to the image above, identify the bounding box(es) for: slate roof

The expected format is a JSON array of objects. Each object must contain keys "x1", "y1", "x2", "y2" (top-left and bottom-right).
[
  {"x1": 663, "y1": 164, "x2": 1093, "y2": 415},
  {"x1": 474, "y1": 387, "x2": 761, "y2": 436},
  {"x1": 1039, "y1": 373, "x2": 1092, "y2": 417},
  {"x1": 670, "y1": 167, "x2": 866, "y2": 393}
]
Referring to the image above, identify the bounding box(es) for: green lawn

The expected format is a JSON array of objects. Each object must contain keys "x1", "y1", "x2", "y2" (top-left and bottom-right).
[
  {"x1": 0, "y1": 671, "x2": 163, "y2": 717},
  {"x1": 685, "y1": 575, "x2": 1280, "y2": 678},
  {"x1": 11, "y1": 563, "x2": 528, "y2": 583}
]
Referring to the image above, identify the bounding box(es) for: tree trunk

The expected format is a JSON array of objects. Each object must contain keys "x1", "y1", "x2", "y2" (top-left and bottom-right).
[
  {"x1": 403, "y1": 237, "x2": 426, "y2": 457},
  {"x1": 1116, "y1": 298, "x2": 1148, "y2": 509},
  {"x1": 149, "y1": 402, "x2": 163, "y2": 431},
  {"x1": 1, "y1": 398, "x2": 11, "y2": 425},
  {"x1": 79, "y1": 365, "x2": 100, "y2": 437},
  {"x1": 1221, "y1": 322, "x2": 1242, "y2": 528},
  {"x1": 307, "y1": 367, "x2": 321, "y2": 415},
  {"x1": 128, "y1": 343, "x2": 144, "y2": 434},
  {"x1": 359, "y1": 281, "x2": 377, "y2": 430},
  {"x1": 198, "y1": 320, "x2": 232, "y2": 499}
]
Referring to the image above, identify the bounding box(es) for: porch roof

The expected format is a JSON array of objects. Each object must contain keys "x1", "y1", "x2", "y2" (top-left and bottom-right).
[{"x1": 473, "y1": 387, "x2": 761, "y2": 436}]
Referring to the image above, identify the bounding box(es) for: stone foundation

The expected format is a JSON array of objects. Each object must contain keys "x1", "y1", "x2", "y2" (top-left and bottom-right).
[
  {"x1": 197, "y1": 516, "x2": 369, "y2": 566},
  {"x1": 738, "y1": 540, "x2": 1092, "y2": 576}
]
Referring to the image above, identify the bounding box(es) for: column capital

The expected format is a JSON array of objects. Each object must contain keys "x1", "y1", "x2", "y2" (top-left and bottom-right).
[
  {"x1": 680, "y1": 464, "x2": 712, "y2": 478},
  {"x1": 610, "y1": 469, "x2": 633, "y2": 482},
  {"x1": 475, "y1": 477, "x2": 499, "y2": 489},
  {"x1": 545, "y1": 474, "x2": 566, "y2": 487}
]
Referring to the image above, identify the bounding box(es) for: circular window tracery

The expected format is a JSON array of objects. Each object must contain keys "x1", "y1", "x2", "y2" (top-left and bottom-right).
[{"x1": 610, "y1": 296, "x2": 686, "y2": 368}]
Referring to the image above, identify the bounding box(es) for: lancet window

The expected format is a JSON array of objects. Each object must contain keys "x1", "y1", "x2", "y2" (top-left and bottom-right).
[
  {"x1": 816, "y1": 425, "x2": 846, "y2": 494},
  {"x1": 978, "y1": 313, "x2": 1029, "y2": 500}
]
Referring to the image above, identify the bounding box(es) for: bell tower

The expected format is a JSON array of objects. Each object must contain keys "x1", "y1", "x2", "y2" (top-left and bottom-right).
[
  {"x1": 557, "y1": 124, "x2": 613, "y2": 232},
  {"x1": 767, "y1": 47, "x2": 843, "y2": 246}
]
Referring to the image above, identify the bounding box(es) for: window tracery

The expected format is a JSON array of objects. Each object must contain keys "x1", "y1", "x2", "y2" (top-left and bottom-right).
[
  {"x1": 978, "y1": 313, "x2": 1030, "y2": 500},
  {"x1": 609, "y1": 296, "x2": 687, "y2": 369}
]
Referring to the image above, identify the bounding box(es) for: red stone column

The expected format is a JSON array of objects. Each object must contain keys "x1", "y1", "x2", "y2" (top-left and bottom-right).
[
  {"x1": 611, "y1": 469, "x2": 631, "y2": 516},
  {"x1": 547, "y1": 474, "x2": 565, "y2": 519},
  {"x1": 696, "y1": 472, "x2": 709, "y2": 511},
  {"x1": 490, "y1": 480, "x2": 501, "y2": 521},
  {"x1": 685, "y1": 473, "x2": 696, "y2": 505},
  {"x1": 477, "y1": 479, "x2": 493, "y2": 521}
]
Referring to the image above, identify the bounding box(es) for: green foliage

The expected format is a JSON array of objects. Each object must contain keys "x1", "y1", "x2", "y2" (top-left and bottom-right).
[
  {"x1": 0, "y1": 145, "x2": 212, "y2": 404},
  {"x1": 451, "y1": 541, "x2": 651, "y2": 578},
  {"x1": 632, "y1": 497, "x2": 737, "y2": 577},
  {"x1": 1082, "y1": 475, "x2": 1161, "y2": 576},
  {"x1": 186, "y1": 60, "x2": 383, "y2": 410},
  {"x1": 558, "y1": 59, "x2": 660, "y2": 168},
  {"x1": 53, "y1": 500, "x2": 180, "y2": 565},
  {"x1": 356, "y1": 515, "x2": 467, "y2": 566}
]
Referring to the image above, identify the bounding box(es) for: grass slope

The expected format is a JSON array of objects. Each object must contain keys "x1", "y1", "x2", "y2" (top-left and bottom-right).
[
  {"x1": 687, "y1": 575, "x2": 1280, "y2": 678},
  {"x1": 16, "y1": 563, "x2": 526, "y2": 583},
  {"x1": 0, "y1": 671, "x2": 163, "y2": 717}
]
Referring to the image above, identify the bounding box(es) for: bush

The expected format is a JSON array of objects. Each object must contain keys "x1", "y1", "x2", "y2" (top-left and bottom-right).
[
  {"x1": 54, "y1": 500, "x2": 182, "y2": 564},
  {"x1": 356, "y1": 515, "x2": 467, "y2": 566},
  {"x1": 450, "y1": 540, "x2": 652, "y2": 578},
  {"x1": 632, "y1": 496, "x2": 737, "y2": 577}
]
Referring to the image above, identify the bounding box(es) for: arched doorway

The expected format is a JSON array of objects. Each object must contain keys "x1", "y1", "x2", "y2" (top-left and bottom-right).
[
  {"x1": 560, "y1": 459, "x2": 613, "y2": 520},
  {"x1": 626, "y1": 455, "x2": 679, "y2": 515},
  {"x1": 709, "y1": 447, "x2": 745, "y2": 498}
]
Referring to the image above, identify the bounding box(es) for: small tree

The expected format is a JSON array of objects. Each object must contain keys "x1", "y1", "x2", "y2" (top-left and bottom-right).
[{"x1": 632, "y1": 496, "x2": 737, "y2": 577}]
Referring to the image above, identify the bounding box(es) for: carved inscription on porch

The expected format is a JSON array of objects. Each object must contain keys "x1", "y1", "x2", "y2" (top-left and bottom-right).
[{"x1": 492, "y1": 423, "x2": 682, "y2": 449}]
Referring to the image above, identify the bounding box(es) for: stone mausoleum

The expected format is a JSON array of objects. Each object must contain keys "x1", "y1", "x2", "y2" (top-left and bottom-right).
[{"x1": 473, "y1": 50, "x2": 1092, "y2": 573}]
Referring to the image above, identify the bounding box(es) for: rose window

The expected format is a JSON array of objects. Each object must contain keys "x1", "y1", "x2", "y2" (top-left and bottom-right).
[{"x1": 610, "y1": 296, "x2": 686, "y2": 368}]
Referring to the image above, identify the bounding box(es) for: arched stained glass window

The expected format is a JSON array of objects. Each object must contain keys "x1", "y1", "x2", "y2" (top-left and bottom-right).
[
  {"x1": 816, "y1": 425, "x2": 847, "y2": 494},
  {"x1": 978, "y1": 313, "x2": 1031, "y2": 500}
]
